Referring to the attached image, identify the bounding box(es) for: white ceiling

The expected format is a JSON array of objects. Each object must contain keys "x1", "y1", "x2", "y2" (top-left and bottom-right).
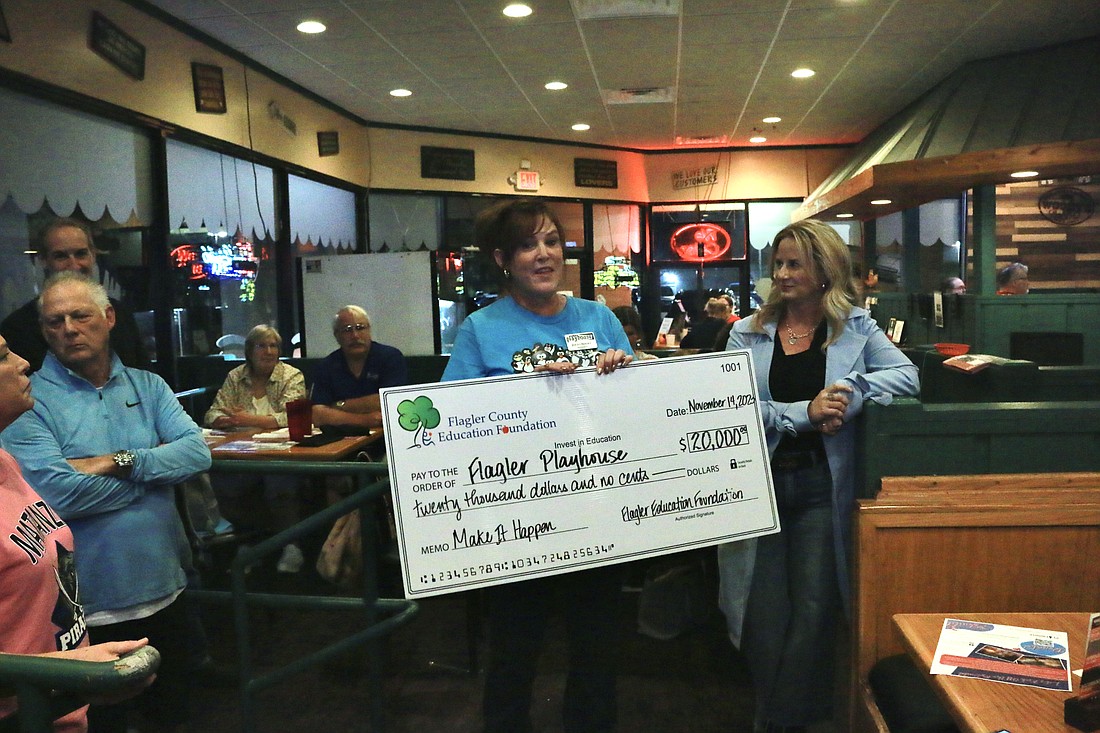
[{"x1": 141, "y1": 0, "x2": 1100, "y2": 151}]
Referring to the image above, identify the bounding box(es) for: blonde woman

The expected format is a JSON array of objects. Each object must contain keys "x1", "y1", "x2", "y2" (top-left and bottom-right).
[{"x1": 718, "y1": 219, "x2": 919, "y2": 733}]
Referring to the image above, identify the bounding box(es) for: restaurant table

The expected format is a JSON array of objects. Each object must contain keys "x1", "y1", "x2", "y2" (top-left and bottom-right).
[
  {"x1": 206, "y1": 427, "x2": 383, "y2": 460},
  {"x1": 188, "y1": 428, "x2": 417, "y2": 733},
  {"x1": 893, "y1": 612, "x2": 1092, "y2": 733}
]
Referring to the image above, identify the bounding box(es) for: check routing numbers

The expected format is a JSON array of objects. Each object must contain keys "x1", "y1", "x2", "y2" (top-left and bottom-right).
[{"x1": 383, "y1": 350, "x2": 777, "y2": 598}]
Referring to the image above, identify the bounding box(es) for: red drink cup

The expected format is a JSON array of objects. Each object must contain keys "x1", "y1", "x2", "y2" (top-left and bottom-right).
[{"x1": 286, "y1": 398, "x2": 312, "y2": 441}]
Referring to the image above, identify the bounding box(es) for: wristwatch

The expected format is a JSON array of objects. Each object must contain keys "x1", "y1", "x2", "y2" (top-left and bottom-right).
[
  {"x1": 112, "y1": 450, "x2": 136, "y2": 469},
  {"x1": 335, "y1": 400, "x2": 346, "y2": 409}
]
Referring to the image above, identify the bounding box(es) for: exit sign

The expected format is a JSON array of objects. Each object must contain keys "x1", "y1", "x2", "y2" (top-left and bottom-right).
[{"x1": 514, "y1": 170, "x2": 540, "y2": 191}]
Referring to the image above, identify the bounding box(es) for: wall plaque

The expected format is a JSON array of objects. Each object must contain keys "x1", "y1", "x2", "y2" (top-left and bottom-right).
[
  {"x1": 317, "y1": 131, "x2": 340, "y2": 157},
  {"x1": 0, "y1": 3, "x2": 11, "y2": 43},
  {"x1": 89, "y1": 12, "x2": 145, "y2": 81},
  {"x1": 191, "y1": 62, "x2": 226, "y2": 114},
  {"x1": 1038, "y1": 186, "x2": 1095, "y2": 226},
  {"x1": 672, "y1": 164, "x2": 718, "y2": 190},
  {"x1": 574, "y1": 158, "x2": 618, "y2": 188},
  {"x1": 421, "y1": 146, "x2": 475, "y2": 181}
]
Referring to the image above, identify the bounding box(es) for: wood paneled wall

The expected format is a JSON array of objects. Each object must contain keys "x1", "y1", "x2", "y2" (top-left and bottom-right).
[{"x1": 993, "y1": 176, "x2": 1100, "y2": 289}]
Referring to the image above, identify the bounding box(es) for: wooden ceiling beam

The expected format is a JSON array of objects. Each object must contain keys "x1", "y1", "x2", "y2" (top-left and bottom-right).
[{"x1": 794, "y1": 137, "x2": 1100, "y2": 222}]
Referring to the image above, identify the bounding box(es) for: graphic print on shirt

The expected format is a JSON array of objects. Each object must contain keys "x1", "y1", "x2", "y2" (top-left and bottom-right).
[
  {"x1": 511, "y1": 342, "x2": 600, "y2": 373},
  {"x1": 51, "y1": 543, "x2": 86, "y2": 650},
  {"x1": 7, "y1": 500, "x2": 67, "y2": 564}
]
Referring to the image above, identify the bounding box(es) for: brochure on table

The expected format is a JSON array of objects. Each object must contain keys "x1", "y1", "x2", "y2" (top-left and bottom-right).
[{"x1": 930, "y1": 617, "x2": 1072, "y2": 691}]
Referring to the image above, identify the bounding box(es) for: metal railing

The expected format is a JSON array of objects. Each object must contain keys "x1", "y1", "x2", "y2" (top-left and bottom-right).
[{"x1": 188, "y1": 459, "x2": 418, "y2": 733}]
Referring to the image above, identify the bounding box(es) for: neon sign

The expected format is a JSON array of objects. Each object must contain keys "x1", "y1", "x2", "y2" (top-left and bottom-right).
[
  {"x1": 170, "y1": 236, "x2": 264, "y2": 301},
  {"x1": 669, "y1": 223, "x2": 732, "y2": 262},
  {"x1": 171, "y1": 238, "x2": 262, "y2": 281}
]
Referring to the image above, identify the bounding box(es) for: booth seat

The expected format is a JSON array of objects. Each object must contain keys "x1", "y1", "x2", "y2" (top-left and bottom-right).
[
  {"x1": 857, "y1": 397, "x2": 1100, "y2": 498},
  {"x1": 850, "y1": 473, "x2": 1100, "y2": 732},
  {"x1": 869, "y1": 292, "x2": 1100, "y2": 365}
]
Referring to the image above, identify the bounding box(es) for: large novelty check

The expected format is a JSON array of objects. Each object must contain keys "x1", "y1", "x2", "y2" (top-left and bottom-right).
[{"x1": 380, "y1": 350, "x2": 778, "y2": 598}]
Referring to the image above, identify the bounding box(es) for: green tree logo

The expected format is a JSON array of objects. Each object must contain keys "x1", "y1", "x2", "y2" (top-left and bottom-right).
[{"x1": 397, "y1": 395, "x2": 441, "y2": 447}]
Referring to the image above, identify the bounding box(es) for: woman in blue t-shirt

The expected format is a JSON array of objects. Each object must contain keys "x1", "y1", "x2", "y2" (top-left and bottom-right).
[{"x1": 443, "y1": 199, "x2": 631, "y2": 733}]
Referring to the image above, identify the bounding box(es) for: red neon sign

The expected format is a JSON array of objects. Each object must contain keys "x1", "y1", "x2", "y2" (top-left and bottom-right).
[{"x1": 669, "y1": 223, "x2": 731, "y2": 262}]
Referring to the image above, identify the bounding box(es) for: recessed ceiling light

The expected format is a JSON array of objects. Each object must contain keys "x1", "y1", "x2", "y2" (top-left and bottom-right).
[
  {"x1": 545, "y1": 81, "x2": 568, "y2": 91},
  {"x1": 762, "y1": 116, "x2": 781, "y2": 124},
  {"x1": 503, "y1": 3, "x2": 532, "y2": 17},
  {"x1": 1010, "y1": 170, "x2": 1039, "y2": 178},
  {"x1": 791, "y1": 68, "x2": 815, "y2": 79},
  {"x1": 836, "y1": 213, "x2": 854, "y2": 219},
  {"x1": 749, "y1": 135, "x2": 767, "y2": 144},
  {"x1": 389, "y1": 88, "x2": 412, "y2": 97},
  {"x1": 572, "y1": 123, "x2": 590, "y2": 131},
  {"x1": 870, "y1": 199, "x2": 892, "y2": 205},
  {"x1": 296, "y1": 20, "x2": 326, "y2": 34}
]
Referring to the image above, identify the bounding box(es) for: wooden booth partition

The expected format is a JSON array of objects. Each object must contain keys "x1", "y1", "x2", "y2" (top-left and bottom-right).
[
  {"x1": 849, "y1": 472, "x2": 1100, "y2": 733},
  {"x1": 857, "y1": 398, "x2": 1100, "y2": 498},
  {"x1": 867, "y1": 292, "x2": 1100, "y2": 365}
]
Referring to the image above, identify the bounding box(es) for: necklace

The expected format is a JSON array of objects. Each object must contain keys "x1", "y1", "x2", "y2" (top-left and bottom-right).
[{"x1": 784, "y1": 324, "x2": 815, "y2": 345}]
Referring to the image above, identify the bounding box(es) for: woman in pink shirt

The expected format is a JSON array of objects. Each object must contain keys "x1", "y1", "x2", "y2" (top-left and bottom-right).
[{"x1": 0, "y1": 335, "x2": 152, "y2": 732}]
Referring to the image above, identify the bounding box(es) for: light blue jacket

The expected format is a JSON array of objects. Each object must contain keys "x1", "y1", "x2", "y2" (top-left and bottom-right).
[
  {"x1": 1, "y1": 353, "x2": 211, "y2": 615},
  {"x1": 717, "y1": 307, "x2": 919, "y2": 645}
]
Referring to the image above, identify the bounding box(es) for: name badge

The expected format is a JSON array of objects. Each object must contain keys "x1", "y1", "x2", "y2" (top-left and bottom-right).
[{"x1": 564, "y1": 332, "x2": 598, "y2": 351}]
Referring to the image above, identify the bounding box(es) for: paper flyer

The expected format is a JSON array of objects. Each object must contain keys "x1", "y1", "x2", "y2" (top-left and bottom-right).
[{"x1": 930, "y1": 617, "x2": 1072, "y2": 691}]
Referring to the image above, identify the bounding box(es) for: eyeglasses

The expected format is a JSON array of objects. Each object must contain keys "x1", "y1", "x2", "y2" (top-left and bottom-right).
[{"x1": 338, "y1": 323, "x2": 369, "y2": 333}]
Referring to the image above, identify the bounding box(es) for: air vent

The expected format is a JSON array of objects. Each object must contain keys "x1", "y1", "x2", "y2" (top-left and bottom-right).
[
  {"x1": 675, "y1": 135, "x2": 730, "y2": 146},
  {"x1": 571, "y1": 0, "x2": 681, "y2": 20},
  {"x1": 602, "y1": 87, "x2": 675, "y2": 104}
]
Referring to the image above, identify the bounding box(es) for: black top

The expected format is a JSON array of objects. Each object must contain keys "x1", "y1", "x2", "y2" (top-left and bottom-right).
[
  {"x1": 0, "y1": 295, "x2": 151, "y2": 372},
  {"x1": 679, "y1": 316, "x2": 728, "y2": 350},
  {"x1": 769, "y1": 322, "x2": 827, "y2": 453}
]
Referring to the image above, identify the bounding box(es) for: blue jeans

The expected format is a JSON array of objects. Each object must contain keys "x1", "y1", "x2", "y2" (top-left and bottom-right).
[{"x1": 741, "y1": 460, "x2": 840, "y2": 728}]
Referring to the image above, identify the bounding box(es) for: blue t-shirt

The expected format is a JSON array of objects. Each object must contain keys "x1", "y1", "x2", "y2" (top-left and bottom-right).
[
  {"x1": 442, "y1": 296, "x2": 633, "y2": 381},
  {"x1": 310, "y1": 341, "x2": 408, "y2": 404}
]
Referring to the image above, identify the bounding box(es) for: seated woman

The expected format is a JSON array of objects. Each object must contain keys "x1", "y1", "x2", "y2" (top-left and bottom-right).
[{"x1": 204, "y1": 325, "x2": 307, "y2": 573}]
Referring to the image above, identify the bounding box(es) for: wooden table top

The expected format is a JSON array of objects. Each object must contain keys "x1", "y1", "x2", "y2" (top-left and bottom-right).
[
  {"x1": 894, "y1": 612, "x2": 1092, "y2": 733},
  {"x1": 207, "y1": 429, "x2": 383, "y2": 461}
]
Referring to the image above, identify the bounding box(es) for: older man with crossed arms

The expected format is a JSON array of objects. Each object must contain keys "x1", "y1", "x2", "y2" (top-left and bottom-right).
[{"x1": 1, "y1": 272, "x2": 210, "y2": 733}]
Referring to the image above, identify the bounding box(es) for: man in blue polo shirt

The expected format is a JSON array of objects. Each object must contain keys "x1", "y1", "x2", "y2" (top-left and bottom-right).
[{"x1": 311, "y1": 305, "x2": 407, "y2": 431}]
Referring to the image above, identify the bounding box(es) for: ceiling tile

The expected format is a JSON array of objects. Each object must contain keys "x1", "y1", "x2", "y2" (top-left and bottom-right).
[{"x1": 142, "y1": 0, "x2": 1100, "y2": 149}]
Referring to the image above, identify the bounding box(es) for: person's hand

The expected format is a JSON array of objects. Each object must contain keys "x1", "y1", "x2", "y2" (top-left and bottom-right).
[
  {"x1": 534, "y1": 360, "x2": 577, "y2": 375},
  {"x1": 44, "y1": 638, "x2": 156, "y2": 705},
  {"x1": 211, "y1": 414, "x2": 236, "y2": 430},
  {"x1": 808, "y1": 383, "x2": 852, "y2": 435},
  {"x1": 596, "y1": 349, "x2": 632, "y2": 375},
  {"x1": 213, "y1": 410, "x2": 269, "y2": 430},
  {"x1": 48, "y1": 638, "x2": 147, "y2": 664}
]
